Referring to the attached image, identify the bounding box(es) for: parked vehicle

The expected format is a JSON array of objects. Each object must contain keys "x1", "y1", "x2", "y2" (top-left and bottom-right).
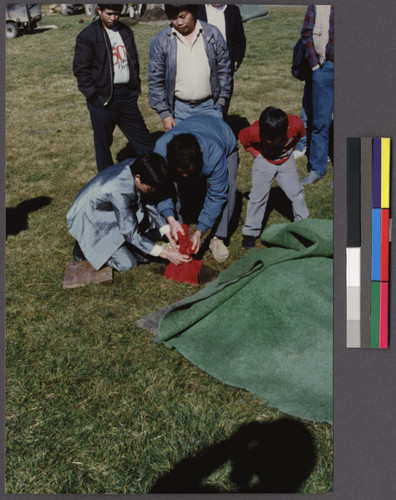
[
  {"x1": 59, "y1": 4, "x2": 146, "y2": 19},
  {"x1": 6, "y1": 4, "x2": 42, "y2": 39}
]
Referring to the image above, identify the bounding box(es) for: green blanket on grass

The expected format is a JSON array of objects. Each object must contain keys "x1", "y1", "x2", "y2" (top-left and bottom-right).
[{"x1": 158, "y1": 219, "x2": 333, "y2": 423}]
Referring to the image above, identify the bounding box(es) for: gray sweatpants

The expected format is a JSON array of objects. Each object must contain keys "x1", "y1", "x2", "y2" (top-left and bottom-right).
[{"x1": 242, "y1": 154, "x2": 309, "y2": 237}]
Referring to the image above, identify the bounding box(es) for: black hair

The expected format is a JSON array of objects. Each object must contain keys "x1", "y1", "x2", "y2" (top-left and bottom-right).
[
  {"x1": 97, "y1": 4, "x2": 123, "y2": 13},
  {"x1": 130, "y1": 153, "x2": 168, "y2": 190},
  {"x1": 166, "y1": 134, "x2": 203, "y2": 175},
  {"x1": 258, "y1": 107, "x2": 288, "y2": 140},
  {"x1": 164, "y1": 4, "x2": 198, "y2": 20}
]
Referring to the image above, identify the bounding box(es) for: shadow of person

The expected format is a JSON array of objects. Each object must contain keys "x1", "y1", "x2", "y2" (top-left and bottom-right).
[
  {"x1": 116, "y1": 131, "x2": 165, "y2": 163},
  {"x1": 150, "y1": 418, "x2": 316, "y2": 493},
  {"x1": 6, "y1": 196, "x2": 52, "y2": 238},
  {"x1": 226, "y1": 114, "x2": 250, "y2": 139}
]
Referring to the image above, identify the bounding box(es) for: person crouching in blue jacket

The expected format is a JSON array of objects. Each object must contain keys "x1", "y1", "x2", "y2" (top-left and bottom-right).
[
  {"x1": 66, "y1": 153, "x2": 190, "y2": 272},
  {"x1": 154, "y1": 114, "x2": 238, "y2": 262}
]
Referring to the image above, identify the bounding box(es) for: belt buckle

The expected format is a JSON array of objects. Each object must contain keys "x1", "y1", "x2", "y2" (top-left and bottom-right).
[{"x1": 189, "y1": 99, "x2": 198, "y2": 106}]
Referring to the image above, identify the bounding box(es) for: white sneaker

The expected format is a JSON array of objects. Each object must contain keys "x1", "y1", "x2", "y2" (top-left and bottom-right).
[
  {"x1": 209, "y1": 237, "x2": 229, "y2": 262},
  {"x1": 293, "y1": 148, "x2": 306, "y2": 159}
]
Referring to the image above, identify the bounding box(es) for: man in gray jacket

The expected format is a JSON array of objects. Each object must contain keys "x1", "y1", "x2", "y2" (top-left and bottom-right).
[
  {"x1": 148, "y1": 3, "x2": 232, "y2": 131},
  {"x1": 67, "y1": 153, "x2": 190, "y2": 272}
]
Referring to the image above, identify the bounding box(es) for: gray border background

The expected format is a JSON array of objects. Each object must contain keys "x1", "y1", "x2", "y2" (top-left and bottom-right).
[{"x1": 2, "y1": 0, "x2": 396, "y2": 498}]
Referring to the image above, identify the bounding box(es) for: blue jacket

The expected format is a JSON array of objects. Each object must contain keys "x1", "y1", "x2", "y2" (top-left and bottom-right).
[
  {"x1": 66, "y1": 159, "x2": 167, "y2": 270},
  {"x1": 154, "y1": 115, "x2": 237, "y2": 233},
  {"x1": 148, "y1": 21, "x2": 232, "y2": 121}
]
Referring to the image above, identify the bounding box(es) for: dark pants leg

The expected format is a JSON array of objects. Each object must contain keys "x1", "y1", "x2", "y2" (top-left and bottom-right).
[
  {"x1": 87, "y1": 87, "x2": 153, "y2": 172},
  {"x1": 116, "y1": 89, "x2": 154, "y2": 156},
  {"x1": 88, "y1": 99, "x2": 118, "y2": 172}
]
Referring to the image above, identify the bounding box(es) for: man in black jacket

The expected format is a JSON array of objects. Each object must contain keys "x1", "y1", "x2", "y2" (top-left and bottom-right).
[
  {"x1": 196, "y1": 4, "x2": 246, "y2": 115},
  {"x1": 73, "y1": 4, "x2": 153, "y2": 172}
]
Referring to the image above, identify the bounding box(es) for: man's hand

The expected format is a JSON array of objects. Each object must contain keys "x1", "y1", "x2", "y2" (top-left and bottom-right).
[
  {"x1": 164, "y1": 231, "x2": 178, "y2": 249},
  {"x1": 190, "y1": 229, "x2": 202, "y2": 254},
  {"x1": 163, "y1": 116, "x2": 176, "y2": 131},
  {"x1": 167, "y1": 216, "x2": 185, "y2": 242},
  {"x1": 312, "y1": 64, "x2": 320, "y2": 71},
  {"x1": 160, "y1": 247, "x2": 191, "y2": 266}
]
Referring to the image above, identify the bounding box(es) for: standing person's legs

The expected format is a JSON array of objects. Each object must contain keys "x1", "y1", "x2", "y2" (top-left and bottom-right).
[
  {"x1": 295, "y1": 81, "x2": 312, "y2": 154},
  {"x1": 116, "y1": 88, "x2": 154, "y2": 155},
  {"x1": 306, "y1": 62, "x2": 333, "y2": 178},
  {"x1": 87, "y1": 100, "x2": 118, "y2": 171},
  {"x1": 242, "y1": 155, "x2": 277, "y2": 238},
  {"x1": 275, "y1": 156, "x2": 309, "y2": 221},
  {"x1": 214, "y1": 150, "x2": 239, "y2": 239}
]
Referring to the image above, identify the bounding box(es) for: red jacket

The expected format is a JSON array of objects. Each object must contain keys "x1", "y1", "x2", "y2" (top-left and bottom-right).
[{"x1": 238, "y1": 115, "x2": 305, "y2": 165}]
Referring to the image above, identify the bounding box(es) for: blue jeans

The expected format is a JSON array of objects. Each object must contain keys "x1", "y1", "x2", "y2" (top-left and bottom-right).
[
  {"x1": 308, "y1": 61, "x2": 333, "y2": 176},
  {"x1": 295, "y1": 82, "x2": 312, "y2": 152},
  {"x1": 174, "y1": 97, "x2": 223, "y2": 124}
]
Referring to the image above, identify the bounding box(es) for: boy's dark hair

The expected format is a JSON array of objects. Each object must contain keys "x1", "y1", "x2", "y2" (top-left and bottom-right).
[
  {"x1": 166, "y1": 134, "x2": 203, "y2": 175},
  {"x1": 259, "y1": 107, "x2": 288, "y2": 140},
  {"x1": 164, "y1": 4, "x2": 198, "y2": 20},
  {"x1": 130, "y1": 153, "x2": 168, "y2": 190},
  {"x1": 97, "y1": 4, "x2": 123, "y2": 13}
]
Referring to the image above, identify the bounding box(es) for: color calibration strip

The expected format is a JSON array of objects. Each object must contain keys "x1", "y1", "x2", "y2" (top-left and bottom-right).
[
  {"x1": 346, "y1": 138, "x2": 361, "y2": 347},
  {"x1": 346, "y1": 137, "x2": 391, "y2": 348},
  {"x1": 370, "y1": 138, "x2": 390, "y2": 348}
]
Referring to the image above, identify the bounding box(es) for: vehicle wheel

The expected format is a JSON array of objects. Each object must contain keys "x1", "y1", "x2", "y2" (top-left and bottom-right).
[
  {"x1": 139, "y1": 4, "x2": 147, "y2": 17},
  {"x1": 60, "y1": 4, "x2": 74, "y2": 16},
  {"x1": 6, "y1": 22, "x2": 19, "y2": 39}
]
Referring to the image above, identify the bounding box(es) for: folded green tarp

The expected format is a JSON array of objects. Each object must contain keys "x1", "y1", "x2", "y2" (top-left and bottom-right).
[{"x1": 158, "y1": 219, "x2": 333, "y2": 423}]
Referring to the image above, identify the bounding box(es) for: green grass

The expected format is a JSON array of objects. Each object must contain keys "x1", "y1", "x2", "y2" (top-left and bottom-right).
[{"x1": 6, "y1": 6, "x2": 333, "y2": 494}]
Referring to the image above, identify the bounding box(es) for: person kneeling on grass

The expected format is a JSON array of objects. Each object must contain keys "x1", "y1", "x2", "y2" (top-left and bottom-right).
[
  {"x1": 66, "y1": 153, "x2": 190, "y2": 272},
  {"x1": 239, "y1": 106, "x2": 309, "y2": 249}
]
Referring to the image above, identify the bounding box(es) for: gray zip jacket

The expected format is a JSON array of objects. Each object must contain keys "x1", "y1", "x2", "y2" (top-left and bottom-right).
[
  {"x1": 148, "y1": 21, "x2": 232, "y2": 120},
  {"x1": 66, "y1": 159, "x2": 167, "y2": 270}
]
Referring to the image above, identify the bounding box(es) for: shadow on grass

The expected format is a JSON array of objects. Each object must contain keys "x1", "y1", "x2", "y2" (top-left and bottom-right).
[
  {"x1": 151, "y1": 418, "x2": 316, "y2": 493},
  {"x1": 226, "y1": 114, "x2": 250, "y2": 138},
  {"x1": 116, "y1": 131, "x2": 165, "y2": 163},
  {"x1": 6, "y1": 196, "x2": 52, "y2": 238}
]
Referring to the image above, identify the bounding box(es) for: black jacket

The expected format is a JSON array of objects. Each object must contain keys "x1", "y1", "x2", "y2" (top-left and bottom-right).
[
  {"x1": 73, "y1": 19, "x2": 140, "y2": 105},
  {"x1": 196, "y1": 4, "x2": 246, "y2": 74}
]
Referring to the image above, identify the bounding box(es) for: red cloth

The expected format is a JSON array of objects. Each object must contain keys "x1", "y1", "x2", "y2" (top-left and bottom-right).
[{"x1": 164, "y1": 224, "x2": 203, "y2": 284}]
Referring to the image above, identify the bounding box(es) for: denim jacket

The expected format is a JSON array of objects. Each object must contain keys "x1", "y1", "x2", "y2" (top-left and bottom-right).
[{"x1": 148, "y1": 21, "x2": 232, "y2": 120}]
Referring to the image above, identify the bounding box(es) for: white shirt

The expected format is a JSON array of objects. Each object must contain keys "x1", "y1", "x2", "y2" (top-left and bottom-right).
[
  {"x1": 173, "y1": 20, "x2": 212, "y2": 101},
  {"x1": 106, "y1": 27, "x2": 130, "y2": 84},
  {"x1": 205, "y1": 4, "x2": 227, "y2": 41}
]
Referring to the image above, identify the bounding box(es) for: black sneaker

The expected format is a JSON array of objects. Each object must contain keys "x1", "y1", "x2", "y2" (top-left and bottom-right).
[
  {"x1": 242, "y1": 235, "x2": 256, "y2": 249},
  {"x1": 73, "y1": 241, "x2": 86, "y2": 262}
]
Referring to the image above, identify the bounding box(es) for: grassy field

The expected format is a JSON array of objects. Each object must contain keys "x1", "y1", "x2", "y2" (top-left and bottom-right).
[{"x1": 5, "y1": 6, "x2": 333, "y2": 494}]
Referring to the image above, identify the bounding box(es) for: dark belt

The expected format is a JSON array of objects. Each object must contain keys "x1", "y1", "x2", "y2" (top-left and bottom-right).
[{"x1": 175, "y1": 95, "x2": 212, "y2": 106}]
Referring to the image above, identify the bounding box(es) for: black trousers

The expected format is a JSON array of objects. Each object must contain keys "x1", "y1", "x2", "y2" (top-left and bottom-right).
[{"x1": 87, "y1": 85, "x2": 153, "y2": 172}]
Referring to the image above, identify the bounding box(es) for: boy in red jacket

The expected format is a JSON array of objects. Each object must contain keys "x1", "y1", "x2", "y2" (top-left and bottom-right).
[{"x1": 239, "y1": 106, "x2": 309, "y2": 248}]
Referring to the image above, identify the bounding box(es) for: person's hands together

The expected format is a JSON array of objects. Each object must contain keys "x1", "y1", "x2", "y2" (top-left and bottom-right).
[
  {"x1": 160, "y1": 247, "x2": 191, "y2": 265},
  {"x1": 167, "y1": 216, "x2": 185, "y2": 244}
]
